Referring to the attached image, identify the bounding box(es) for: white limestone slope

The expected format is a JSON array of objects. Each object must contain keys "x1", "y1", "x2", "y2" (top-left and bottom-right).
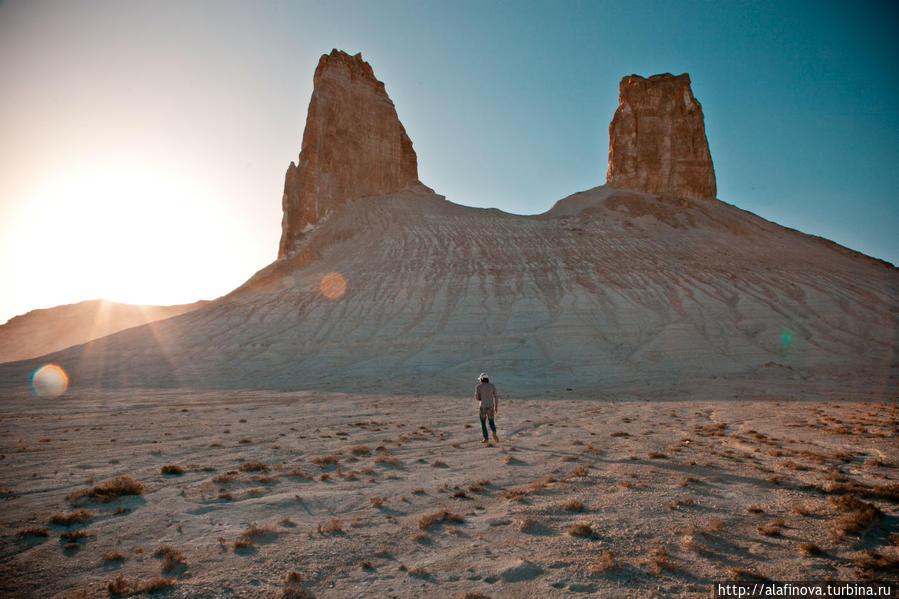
[{"x1": 1, "y1": 186, "x2": 896, "y2": 395}]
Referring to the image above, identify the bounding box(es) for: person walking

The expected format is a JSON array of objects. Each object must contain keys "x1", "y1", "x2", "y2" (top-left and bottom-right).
[{"x1": 475, "y1": 373, "x2": 499, "y2": 443}]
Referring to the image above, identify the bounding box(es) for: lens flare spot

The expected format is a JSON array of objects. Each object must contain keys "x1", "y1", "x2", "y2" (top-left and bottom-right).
[
  {"x1": 781, "y1": 330, "x2": 792, "y2": 347},
  {"x1": 31, "y1": 364, "x2": 69, "y2": 398},
  {"x1": 320, "y1": 272, "x2": 347, "y2": 299}
]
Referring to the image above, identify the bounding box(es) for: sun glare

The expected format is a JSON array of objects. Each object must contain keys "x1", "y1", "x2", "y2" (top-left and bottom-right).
[{"x1": 7, "y1": 165, "x2": 240, "y2": 311}]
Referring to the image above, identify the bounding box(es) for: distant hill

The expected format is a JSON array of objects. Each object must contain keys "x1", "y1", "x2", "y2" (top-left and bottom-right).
[
  {"x1": 0, "y1": 185, "x2": 895, "y2": 396},
  {"x1": 0, "y1": 299, "x2": 207, "y2": 364}
]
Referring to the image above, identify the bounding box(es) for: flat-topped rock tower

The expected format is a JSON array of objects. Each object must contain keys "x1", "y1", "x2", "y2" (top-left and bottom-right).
[
  {"x1": 279, "y1": 49, "x2": 426, "y2": 258},
  {"x1": 606, "y1": 73, "x2": 716, "y2": 201}
]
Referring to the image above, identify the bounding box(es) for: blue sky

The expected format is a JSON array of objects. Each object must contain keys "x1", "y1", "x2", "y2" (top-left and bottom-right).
[{"x1": 0, "y1": 0, "x2": 897, "y2": 324}]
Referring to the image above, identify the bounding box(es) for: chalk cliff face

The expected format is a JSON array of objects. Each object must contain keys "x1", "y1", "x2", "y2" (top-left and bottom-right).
[
  {"x1": 607, "y1": 73, "x2": 716, "y2": 201},
  {"x1": 279, "y1": 49, "x2": 423, "y2": 258}
]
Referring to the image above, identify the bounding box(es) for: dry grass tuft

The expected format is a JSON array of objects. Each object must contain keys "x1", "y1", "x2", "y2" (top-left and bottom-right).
[
  {"x1": 374, "y1": 455, "x2": 403, "y2": 468},
  {"x1": 563, "y1": 499, "x2": 584, "y2": 512},
  {"x1": 101, "y1": 551, "x2": 126, "y2": 563},
  {"x1": 49, "y1": 510, "x2": 93, "y2": 526},
  {"x1": 60, "y1": 530, "x2": 90, "y2": 542},
  {"x1": 454, "y1": 592, "x2": 492, "y2": 599},
  {"x1": 316, "y1": 518, "x2": 344, "y2": 535},
  {"x1": 568, "y1": 465, "x2": 589, "y2": 478},
  {"x1": 669, "y1": 497, "x2": 695, "y2": 509},
  {"x1": 311, "y1": 455, "x2": 339, "y2": 466},
  {"x1": 17, "y1": 526, "x2": 50, "y2": 538},
  {"x1": 235, "y1": 525, "x2": 279, "y2": 550},
  {"x1": 161, "y1": 465, "x2": 184, "y2": 475},
  {"x1": 590, "y1": 550, "x2": 620, "y2": 575},
  {"x1": 647, "y1": 451, "x2": 667, "y2": 459},
  {"x1": 213, "y1": 471, "x2": 238, "y2": 483},
  {"x1": 517, "y1": 516, "x2": 540, "y2": 532},
  {"x1": 746, "y1": 505, "x2": 764, "y2": 515},
  {"x1": 799, "y1": 542, "x2": 823, "y2": 556},
  {"x1": 418, "y1": 509, "x2": 465, "y2": 530},
  {"x1": 642, "y1": 545, "x2": 675, "y2": 574},
  {"x1": 107, "y1": 574, "x2": 174, "y2": 596},
  {"x1": 67, "y1": 476, "x2": 144, "y2": 504},
  {"x1": 828, "y1": 495, "x2": 882, "y2": 538},
  {"x1": 503, "y1": 487, "x2": 529, "y2": 502},
  {"x1": 370, "y1": 496, "x2": 387, "y2": 508},
  {"x1": 408, "y1": 566, "x2": 429, "y2": 578},
  {"x1": 853, "y1": 550, "x2": 899, "y2": 580},
  {"x1": 567, "y1": 522, "x2": 593, "y2": 538},
  {"x1": 153, "y1": 545, "x2": 187, "y2": 572},
  {"x1": 239, "y1": 462, "x2": 270, "y2": 473},
  {"x1": 757, "y1": 523, "x2": 782, "y2": 537}
]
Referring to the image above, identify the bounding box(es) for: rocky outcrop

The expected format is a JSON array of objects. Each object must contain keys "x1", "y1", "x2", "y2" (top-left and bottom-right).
[
  {"x1": 279, "y1": 49, "x2": 424, "y2": 258},
  {"x1": 606, "y1": 73, "x2": 716, "y2": 201}
]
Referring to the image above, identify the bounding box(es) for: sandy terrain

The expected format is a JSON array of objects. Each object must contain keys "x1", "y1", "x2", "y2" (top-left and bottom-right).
[{"x1": 1, "y1": 381, "x2": 896, "y2": 598}]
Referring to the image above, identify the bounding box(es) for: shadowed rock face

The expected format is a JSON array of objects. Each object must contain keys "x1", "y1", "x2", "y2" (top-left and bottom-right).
[
  {"x1": 607, "y1": 73, "x2": 716, "y2": 201},
  {"x1": 279, "y1": 49, "x2": 423, "y2": 258}
]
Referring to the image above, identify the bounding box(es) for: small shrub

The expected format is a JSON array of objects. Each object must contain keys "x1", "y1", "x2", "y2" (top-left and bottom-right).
[
  {"x1": 746, "y1": 505, "x2": 764, "y2": 515},
  {"x1": 153, "y1": 545, "x2": 187, "y2": 572},
  {"x1": 49, "y1": 510, "x2": 94, "y2": 526},
  {"x1": 213, "y1": 471, "x2": 238, "y2": 483},
  {"x1": 418, "y1": 509, "x2": 465, "y2": 529},
  {"x1": 316, "y1": 518, "x2": 343, "y2": 534},
  {"x1": 67, "y1": 476, "x2": 144, "y2": 504},
  {"x1": 567, "y1": 522, "x2": 593, "y2": 537},
  {"x1": 758, "y1": 524, "x2": 782, "y2": 537},
  {"x1": 374, "y1": 455, "x2": 402, "y2": 468},
  {"x1": 799, "y1": 542, "x2": 823, "y2": 556},
  {"x1": 60, "y1": 530, "x2": 89, "y2": 542},
  {"x1": 101, "y1": 551, "x2": 126, "y2": 563},
  {"x1": 829, "y1": 496, "x2": 882, "y2": 538},
  {"x1": 351, "y1": 446, "x2": 371, "y2": 456},
  {"x1": 590, "y1": 550, "x2": 620, "y2": 575},
  {"x1": 239, "y1": 462, "x2": 270, "y2": 473},
  {"x1": 17, "y1": 526, "x2": 50, "y2": 538},
  {"x1": 515, "y1": 516, "x2": 539, "y2": 532},
  {"x1": 563, "y1": 499, "x2": 584, "y2": 512},
  {"x1": 642, "y1": 545, "x2": 675, "y2": 574},
  {"x1": 161, "y1": 465, "x2": 184, "y2": 475},
  {"x1": 669, "y1": 497, "x2": 695, "y2": 509},
  {"x1": 311, "y1": 455, "x2": 339, "y2": 466},
  {"x1": 647, "y1": 451, "x2": 667, "y2": 459}
]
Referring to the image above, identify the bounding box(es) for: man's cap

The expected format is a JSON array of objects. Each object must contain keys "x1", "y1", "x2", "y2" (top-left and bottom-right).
[{"x1": 478, "y1": 372, "x2": 488, "y2": 381}]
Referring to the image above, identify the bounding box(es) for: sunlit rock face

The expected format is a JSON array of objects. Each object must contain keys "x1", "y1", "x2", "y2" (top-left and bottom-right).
[
  {"x1": 606, "y1": 73, "x2": 716, "y2": 201},
  {"x1": 279, "y1": 49, "x2": 424, "y2": 258}
]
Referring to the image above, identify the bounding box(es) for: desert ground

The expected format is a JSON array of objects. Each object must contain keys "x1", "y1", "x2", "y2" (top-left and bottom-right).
[{"x1": 1, "y1": 378, "x2": 897, "y2": 598}]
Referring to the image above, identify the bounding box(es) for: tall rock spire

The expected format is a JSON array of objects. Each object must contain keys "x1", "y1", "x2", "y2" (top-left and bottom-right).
[
  {"x1": 279, "y1": 49, "x2": 422, "y2": 258},
  {"x1": 606, "y1": 73, "x2": 716, "y2": 201}
]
